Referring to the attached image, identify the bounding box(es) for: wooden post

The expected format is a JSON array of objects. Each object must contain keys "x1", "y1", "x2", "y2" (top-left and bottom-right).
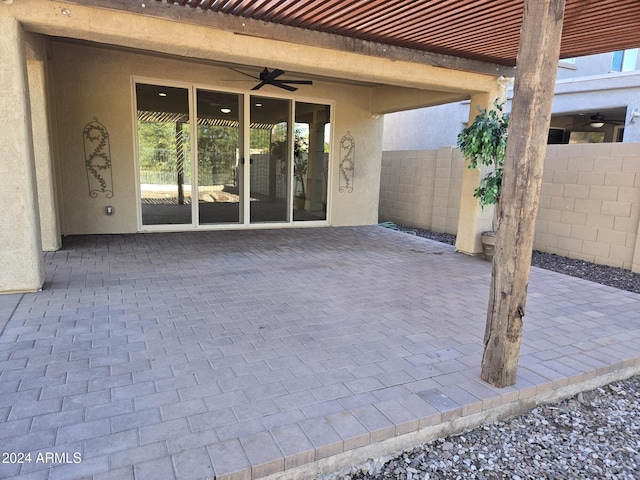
[{"x1": 481, "y1": 0, "x2": 566, "y2": 388}]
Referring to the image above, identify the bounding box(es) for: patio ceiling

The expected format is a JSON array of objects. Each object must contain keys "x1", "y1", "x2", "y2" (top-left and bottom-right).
[{"x1": 156, "y1": 0, "x2": 640, "y2": 67}]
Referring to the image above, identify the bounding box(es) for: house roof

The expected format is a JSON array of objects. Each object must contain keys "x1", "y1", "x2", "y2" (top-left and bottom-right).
[{"x1": 157, "y1": 0, "x2": 640, "y2": 67}]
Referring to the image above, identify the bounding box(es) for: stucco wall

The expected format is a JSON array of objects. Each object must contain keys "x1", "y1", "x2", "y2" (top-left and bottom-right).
[
  {"x1": 50, "y1": 40, "x2": 382, "y2": 234},
  {"x1": 380, "y1": 143, "x2": 640, "y2": 271}
]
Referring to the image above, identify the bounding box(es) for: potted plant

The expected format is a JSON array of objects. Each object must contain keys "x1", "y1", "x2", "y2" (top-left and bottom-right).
[
  {"x1": 456, "y1": 101, "x2": 509, "y2": 261},
  {"x1": 292, "y1": 129, "x2": 309, "y2": 210},
  {"x1": 293, "y1": 154, "x2": 308, "y2": 210}
]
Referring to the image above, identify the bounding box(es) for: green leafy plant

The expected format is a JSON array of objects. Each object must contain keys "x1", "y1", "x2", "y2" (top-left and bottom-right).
[{"x1": 457, "y1": 101, "x2": 509, "y2": 208}]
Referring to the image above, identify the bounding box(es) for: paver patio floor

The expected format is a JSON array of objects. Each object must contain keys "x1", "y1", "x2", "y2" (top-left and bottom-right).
[{"x1": 1, "y1": 226, "x2": 639, "y2": 480}]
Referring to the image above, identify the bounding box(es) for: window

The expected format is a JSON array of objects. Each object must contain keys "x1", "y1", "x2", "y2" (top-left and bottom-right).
[{"x1": 612, "y1": 49, "x2": 638, "y2": 72}]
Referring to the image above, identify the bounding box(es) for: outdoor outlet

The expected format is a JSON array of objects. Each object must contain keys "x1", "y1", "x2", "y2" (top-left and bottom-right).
[{"x1": 105, "y1": 206, "x2": 114, "y2": 215}]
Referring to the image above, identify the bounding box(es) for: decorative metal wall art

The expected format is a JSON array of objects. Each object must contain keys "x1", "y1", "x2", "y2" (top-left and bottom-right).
[
  {"x1": 339, "y1": 131, "x2": 355, "y2": 193},
  {"x1": 83, "y1": 117, "x2": 114, "y2": 198}
]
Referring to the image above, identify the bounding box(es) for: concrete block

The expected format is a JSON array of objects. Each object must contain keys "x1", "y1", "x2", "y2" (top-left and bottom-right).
[
  {"x1": 577, "y1": 171, "x2": 605, "y2": 186},
  {"x1": 610, "y1": 143, "x2": 640, "y2": 157},
  {"x1": 553, "y1": 170, "x2": 579, "y2": 184},
  {"x1": 533, "y1": 232, "x2": 558, "y2": 249},
  {"x1": 605, "y1": 172, "x2": 636, "y2": 188},
  {"x1": 568, "y1": 156, "x2": 594, "y2": 172},
  {"x1": 562, "y1": 184, "x2": 590, "y2": 199},
  {"x1": 560, "y1": 211, "x2": 587, "y2": 226},
  {"x1": 601, "y1": 201, "x2": 632, "y2": 218},
  {"x1": 617, "y1": 187, "x2": 640, "y2": 203},
  {"x1": 622, "y1": 156, "x2": 640, "y2": 172},
  {"x1": 557, "y1": 236, "x2": 583, "y2": 253},
  {"x1": 597, "y1": 229, "x2": 628, "y2": 246},
  {"x1": 570, "y1": 225, "x2": 598, "y2": 242},
  {"x1": 594, "y1": 156, "x2": 623, "y2": 172},
  {"x1": 585, "y1": 214, "x2": 615, "y2": 230},
  {"x1": 581, "y1": 240, "x2": 610, "y2": 258},
  {"x1": 550, "y1": 196, "x2": 575, "y2": 211},
  {"x1": 547, "y1": 221, "x2": 572, "y2": 237}
]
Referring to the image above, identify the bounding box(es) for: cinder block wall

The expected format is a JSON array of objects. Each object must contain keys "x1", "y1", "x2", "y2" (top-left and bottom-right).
[
  {"x1": 380, "y1": 143, "x2": 640, "y2": 271},
  {"x1": 379, "y1": 147, "x2": 464, "y2": 234}
]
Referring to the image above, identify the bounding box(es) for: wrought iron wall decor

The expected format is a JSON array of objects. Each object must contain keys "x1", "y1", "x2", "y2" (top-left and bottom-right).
[
  {"x1": 339, "y1": 131, "x2": 355, "y2": 193},
  {"x1": 83, "y1": 117, "x2": 114, "y2": 198}
]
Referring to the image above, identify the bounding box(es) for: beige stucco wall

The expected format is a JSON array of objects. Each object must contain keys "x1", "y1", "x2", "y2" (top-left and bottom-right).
[
  {"x1": 50, "y1": 40, "x2": 383, "y2": 233},
  {"x1": 26, "y1": 33, "x2": 61, "y2": 252},
  {"x1": 380, "y1": 143, "x2": 640, "y2": 271},
  {"x1": 0, "y1": 15, "x2": 45, "y2": 293}
]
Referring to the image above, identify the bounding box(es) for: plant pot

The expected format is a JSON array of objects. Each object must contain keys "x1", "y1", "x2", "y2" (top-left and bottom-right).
[
  {"x1": 294, "y1": 195, "x2": 306, "y2": 210},
  {"x1": 481, "y1": 231, "x2": 496, "y2": 262}
]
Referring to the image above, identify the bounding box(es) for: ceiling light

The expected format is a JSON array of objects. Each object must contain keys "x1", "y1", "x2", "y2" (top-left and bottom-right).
[
  {"x1": 158, "y1": 92, "x2": 167, "y2": 97},
  {"x1": 255, "y1": 103, "x2": 263, "y2": 107},
  {"x1": 220, "y1": 107, "x2": 231, "y2": 114},
  {"x1": 590, "y1": 121, "x2": 604, "y2": 128}
]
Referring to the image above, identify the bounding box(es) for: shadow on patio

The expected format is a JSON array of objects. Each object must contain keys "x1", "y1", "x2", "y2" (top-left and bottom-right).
[{"x1": 0, "y1": 226, "x2": 639, "y2": 479}]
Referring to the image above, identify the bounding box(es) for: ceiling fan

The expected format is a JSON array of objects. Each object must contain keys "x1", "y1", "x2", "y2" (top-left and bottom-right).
[
  {"x1": 571, "y1": 112, "x2": 624, "y2": 128},
  {"x1": 229, "y1": 67, "x2": 313, "y2": 92}
]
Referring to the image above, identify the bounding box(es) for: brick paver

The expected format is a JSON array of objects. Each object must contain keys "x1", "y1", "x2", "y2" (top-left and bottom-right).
[{"x1": 0, "y1": 226, "x2": 638, "y2": 479}]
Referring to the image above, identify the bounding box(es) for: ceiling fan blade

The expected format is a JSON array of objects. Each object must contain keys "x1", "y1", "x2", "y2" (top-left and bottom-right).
[
  {"x1": 278, "y1": 80, "x2": 313, "y2": 85},
  {"x1": 269, "y1": 80, "x2": 297, "y2": 92},
  {"x1": 228, "y1": 67, "x2": 260, "y2": 80},
  {"x1": 251, "y1": 81, "x2": 267, "y2": 91}
]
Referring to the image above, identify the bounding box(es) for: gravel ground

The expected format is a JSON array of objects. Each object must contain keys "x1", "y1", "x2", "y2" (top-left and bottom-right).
[
  {"x1": 321, "y1": 225, "x2": 640, "y2": 479},
  {"x1": 393, "y1": 225, "x2": 640, "y2": 295}
]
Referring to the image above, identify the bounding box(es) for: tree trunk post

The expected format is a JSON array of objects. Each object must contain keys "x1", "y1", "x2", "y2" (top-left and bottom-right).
[{"x1": 481, "y1": 0, "x2": 566, "y2": 388}]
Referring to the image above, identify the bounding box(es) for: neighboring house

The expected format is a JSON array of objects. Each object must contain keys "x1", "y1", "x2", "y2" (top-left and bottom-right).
[{"x1": 383, "y1": 50, "x2": 640, "y2": 150}]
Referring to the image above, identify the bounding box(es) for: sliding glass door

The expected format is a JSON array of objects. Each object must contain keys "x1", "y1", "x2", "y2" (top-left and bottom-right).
[
  {"x1": 294, "y1": 102, "x2": 330, "y2": 221},
  {"x1": 136, "y1": 81, "x2": 330, "y2": 229},
  {"x1": 136, "y1": 84, "x2": 192, "y2": 226},
  {"x1": 249, "y1": 96, "x2": 290, "y2": 223},
  {"x1": 196, "y1": 90, "x2": 243, "y2": 225}
]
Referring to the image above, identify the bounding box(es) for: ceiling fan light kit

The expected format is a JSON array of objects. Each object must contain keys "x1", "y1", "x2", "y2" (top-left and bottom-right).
[{"x1": 589, "y1": 113, "x2": 605, "y2": 128}]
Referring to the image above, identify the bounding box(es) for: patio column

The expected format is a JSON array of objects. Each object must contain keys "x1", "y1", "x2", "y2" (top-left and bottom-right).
[
  {"x1": 455, "y1": 87, "x2": 507, "y2": 255},
  {"x1": 26, "y1": 33, "x2": 62, "y2": 252},
  {"x1": 0, "y1": 15, "x2": 45, "y2": 293}
]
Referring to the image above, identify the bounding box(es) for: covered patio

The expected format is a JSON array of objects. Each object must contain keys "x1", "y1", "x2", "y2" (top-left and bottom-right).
[{"x1": 1, "y1": 226, "x2": 638, "y2": 479}]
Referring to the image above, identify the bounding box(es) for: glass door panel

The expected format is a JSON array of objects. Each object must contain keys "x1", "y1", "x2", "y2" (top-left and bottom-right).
[
  {"x1": 249, "y1": 97, "x2": 290, "y2": 223},
  {"x1": 294, "y1": 102, "x2": 330, "y2": 221},
  {"x1": 136, "y1": 84, "x2": 191, "y2": 226},
  {"x1": 196, "y1": 90, "x2": 243, "y2": 224}
]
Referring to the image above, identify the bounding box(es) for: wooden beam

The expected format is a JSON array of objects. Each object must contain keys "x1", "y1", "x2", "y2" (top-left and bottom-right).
[{"x1": 480, "y1": 0, "x2": 566, "y2": 388}]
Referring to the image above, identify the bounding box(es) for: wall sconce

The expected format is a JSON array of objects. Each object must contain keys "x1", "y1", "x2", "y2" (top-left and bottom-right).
[{"x1": 631, "y1": 107, "x2": 640, "y2": 123}]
